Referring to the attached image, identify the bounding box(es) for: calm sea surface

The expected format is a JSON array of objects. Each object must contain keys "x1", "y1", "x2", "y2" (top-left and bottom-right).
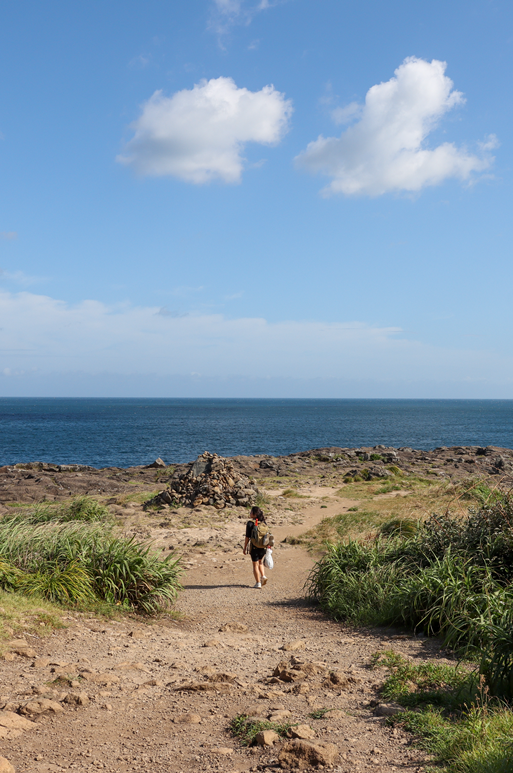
[{"x1": 0, "y1": 398, "x2": 512, "y2": 468}]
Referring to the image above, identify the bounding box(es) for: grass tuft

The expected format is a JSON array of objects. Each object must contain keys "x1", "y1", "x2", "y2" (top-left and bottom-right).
[{"x1": 230, "y1": 714, "x2": 295, "y2": 746}]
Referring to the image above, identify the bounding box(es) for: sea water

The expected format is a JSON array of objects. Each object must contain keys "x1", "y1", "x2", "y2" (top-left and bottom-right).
[{"x1": 0, "y1": 398, "x2": 512, "y2": 468}]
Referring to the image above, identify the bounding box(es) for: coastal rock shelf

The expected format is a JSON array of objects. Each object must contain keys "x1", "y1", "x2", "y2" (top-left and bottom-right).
[
  {"x1": 143, "y1": 451, "x2": 259, "y2": 510},
  {"x1": 1, "y1": 444, "x2": 513, "y2": 513}
]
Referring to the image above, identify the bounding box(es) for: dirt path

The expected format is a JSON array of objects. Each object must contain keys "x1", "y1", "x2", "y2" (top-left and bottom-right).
[{"x1": 0, "y1": 491, "x2": 444, "y2": 773}]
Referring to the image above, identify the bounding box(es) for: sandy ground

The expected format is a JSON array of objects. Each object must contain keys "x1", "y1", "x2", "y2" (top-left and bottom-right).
[{"x1": 0, "y1": 488, "x2": 452, "y2": 773}]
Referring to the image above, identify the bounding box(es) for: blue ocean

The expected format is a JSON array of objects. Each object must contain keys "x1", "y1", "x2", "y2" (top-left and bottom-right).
[{"x1": 0, "y1": 398, "x2": 512, "y2": 468}]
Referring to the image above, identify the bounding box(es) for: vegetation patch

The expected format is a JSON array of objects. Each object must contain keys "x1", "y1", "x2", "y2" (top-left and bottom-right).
[
  {"x1": 0, "y1": 589, "x2": 66, "y2": 645},
  {"x1": 307, "y1": 494, "x2": 513, "y2": 704},
  {"x1": 308, "y1": 707, "x2": 333, "y2": 719},
  {"x1": 230, "y1": 714, "x2": 295, "y2": 746},
  {"x1": 0, "y1": 498, "x2": 182, "y2": 614},
  {"x1": 373, "y1": 650, "x2": 513, "y2": 773}
]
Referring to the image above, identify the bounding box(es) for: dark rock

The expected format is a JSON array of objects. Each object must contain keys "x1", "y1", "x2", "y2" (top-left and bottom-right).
[{"x1": 145, "y1": 458, "x2": 166, "y2": 469}]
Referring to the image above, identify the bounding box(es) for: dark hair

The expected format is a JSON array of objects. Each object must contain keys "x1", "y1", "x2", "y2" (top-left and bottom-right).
[{"x1": 250, "y1": 506, "x2": 265, "y2": 522}]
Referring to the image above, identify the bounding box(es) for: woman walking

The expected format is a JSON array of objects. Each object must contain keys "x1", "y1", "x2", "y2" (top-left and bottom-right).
[{"x1": 243, "y1": 506, "x2": 269, "y2": 589}]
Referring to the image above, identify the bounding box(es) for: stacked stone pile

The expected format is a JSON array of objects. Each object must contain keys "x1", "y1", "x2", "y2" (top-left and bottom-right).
[{"x1": 143, "y1": 451, "x2": 259, "y2": 510}]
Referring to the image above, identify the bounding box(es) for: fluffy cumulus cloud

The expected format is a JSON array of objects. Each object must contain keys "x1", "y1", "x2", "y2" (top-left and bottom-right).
[
  {"x1": 117, "y1": 76, "x2": 292, "y2": 184},
  {"x1": 1, "y1": 290, "x2": 513, "y2": 395},
  {"x1": 296, "y1": 57, "x2": 495, "y2": 196}
]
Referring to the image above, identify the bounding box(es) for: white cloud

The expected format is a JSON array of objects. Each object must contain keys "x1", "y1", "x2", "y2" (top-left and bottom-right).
[
  {"x1": 331, "y1": 101, "x2": 362, "y2": 125},
  {"x1": 1, "y1": 290, "x2": 513, "y2": 391},
  {"x1": 296, "y1": 57, "x2": 494, "y2": 197},
  {"x1": 117, "y1": 77, "x2": 292, "y2": 184}
]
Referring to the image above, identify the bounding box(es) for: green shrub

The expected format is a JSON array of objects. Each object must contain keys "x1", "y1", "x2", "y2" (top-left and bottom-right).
[
  {"x1": 306, "y1": 496, "x2": 513, "y2": 701},
  {"x1": 17, "y1": 561, "x2": 95, "y2": 605},
  {"x1": 0, "y1": 519, "x2": 182, "y2": 614}
]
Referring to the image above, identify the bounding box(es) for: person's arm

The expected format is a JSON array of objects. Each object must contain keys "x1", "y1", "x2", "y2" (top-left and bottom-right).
[{"x1": 243, "y1": 536, "x2": 250, "y2": 554}]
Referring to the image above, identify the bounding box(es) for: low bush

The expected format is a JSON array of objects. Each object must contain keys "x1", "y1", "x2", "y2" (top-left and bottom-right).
[
  {"x1": 306, "y1": 494, "x2": 513, "y2": 702},
  {"x1": 0, "y1": 513, "x2": 182, "y2": 613}
]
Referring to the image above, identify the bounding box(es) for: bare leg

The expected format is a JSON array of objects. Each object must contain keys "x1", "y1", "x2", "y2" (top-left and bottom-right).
[{"x1": 252, "y1": 561, "x2": 264, "y2": 584}]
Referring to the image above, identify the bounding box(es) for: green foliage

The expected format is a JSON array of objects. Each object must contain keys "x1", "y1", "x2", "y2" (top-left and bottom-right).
[
  {"x1": 3, "y1": 497, "x2": 112, "y2": 525},
  {"x1": 372, "y1": 650, "x2": 473, "y2": 710},
  {"x1": 254, "y1": 491, "x2": 270, "y2": 507},
  {"x1": 308, "y1": 707, "x2": 333, "y2": 719},
  {"x1": 17, "y1": 561, "x2": 95, "y2": 605},
  {"x1": 370, "y1": 453, "x2": 383, "y2": 461},
  {"x1": 374, "y1": 650, "x2": 513, "y2": 773},
  {"x1": 306, "y1": 495, "x2": 513, "y2": 702},
  {"x1": 332, "y1": 509, "x2": 382, "y2": 538},
  {"x1": 0, "y1": 515, "x2": 182, "y2": 614},
  {"x1": 379, "y1": 517, "x2": 418, "y2": 538},
  {"x1": 376, "y1": 482, "x2": 404, "y2": 494},
  {"x1": 230, "y1": 714, "x2": 295, "y2": 746}
]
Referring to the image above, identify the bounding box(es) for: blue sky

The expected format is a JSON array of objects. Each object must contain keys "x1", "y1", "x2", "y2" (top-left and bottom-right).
[{"x1": 0, "y1": 0, "x2": 512, "y2": 397}]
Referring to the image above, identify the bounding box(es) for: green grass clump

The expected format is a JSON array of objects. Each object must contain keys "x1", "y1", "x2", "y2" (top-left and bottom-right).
[
  {"x1": 372, "y1": 650, "x2": 472, "y2": 710},
  {"x1": 230, "y1": 714, "x2": 295, "y2": 746},
  {"x1": 306, "y1": 494, "x2": 513, "y2": 702},
  {"x1": 374, "y1": 651, "x2": 513, "y2": 773},
  {"x1": 376, "y1": 483, "x2": 404, "y2": 494},
  {"x1": 308, "y1": 707, "x2": 333, "y2": 719},
  {"x1": 0, "y1": 514, "x2": 182, "y2": 614},
  {"x1": 2, "y1": 497, "x2": 112, "y2": 525},
  {"x1": 332, "y1": 509, "x2": 382, "y2": 538},
  {"x1": 379, "y1": 517, "x2": 418, "y2": 538}
]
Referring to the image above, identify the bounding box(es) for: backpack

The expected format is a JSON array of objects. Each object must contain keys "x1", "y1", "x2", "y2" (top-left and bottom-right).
[{"x1": 250, "y1": 520, "x2": 274, "y2": 548}]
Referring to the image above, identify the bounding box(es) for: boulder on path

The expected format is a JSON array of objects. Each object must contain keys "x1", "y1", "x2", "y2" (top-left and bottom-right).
[
  {"x1": 143, "y1": 451, "x2": 259, "y2": 510},
  {"x1": 373, "y1": 702, "x2": 405, "y2": 716},
  {"x1": 278, "y1": 739, "x2": 338, "y2": 769},
  {"x1": 19, "y1": 699, "x2": 64, "y2": 716},
  {"x1": 0, "y1": 756, "x2": 15, "y2": 773},
  {"x1": 282, "y1": 640, "x2": 306, "y2": 652},
  {"x1": 0, "y1": 711, "x2": 36, "y2": 732},
  {"x1": 7, "y1": 639, "x2": 37, "y2": 659},
  {"x1": 255, "y1": 729, "x2": 279, "y2": 746},
  {"x1": 288, "y1": 724, "x2": 316, "y2": 740}
]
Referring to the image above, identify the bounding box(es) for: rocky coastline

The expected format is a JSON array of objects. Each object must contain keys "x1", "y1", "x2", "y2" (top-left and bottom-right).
[{"x1": 1, "y1": 443, "x2": 512, "y2": 513}]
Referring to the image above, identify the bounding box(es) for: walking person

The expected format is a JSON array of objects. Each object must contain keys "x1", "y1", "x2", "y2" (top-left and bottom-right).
[{"x1": 243, "y1": 506, "x2": 269, "y2": 589}]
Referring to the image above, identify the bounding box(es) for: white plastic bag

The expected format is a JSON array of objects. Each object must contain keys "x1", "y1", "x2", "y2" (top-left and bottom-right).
[{"x1": 264, "y1": 548, "x2": 274, "y2": 570}]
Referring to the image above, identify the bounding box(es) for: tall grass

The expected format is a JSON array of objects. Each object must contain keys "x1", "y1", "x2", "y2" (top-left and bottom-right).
[
  {"x1": 0, "y1": 500, "x2": 182, "y2": 613},
  {"x1": 306, "y1": 494, "x2": 513, "y2": 702}
]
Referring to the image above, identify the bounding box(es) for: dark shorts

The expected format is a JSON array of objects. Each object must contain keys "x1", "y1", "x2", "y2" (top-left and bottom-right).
[{"x1": 250, "y1": 546, "x2": 266, "y2": 562}]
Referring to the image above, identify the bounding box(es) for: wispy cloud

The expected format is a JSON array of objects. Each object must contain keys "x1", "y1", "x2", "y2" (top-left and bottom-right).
[
  {"x1": 0, "y1": 232, "x2": 17, "y2": 240},
  {"x1": 128, "y1": 53, "x2": 150, "y2": 70},
  {"x1": 296, "y1": 57, "x2": 495, "y2": 197},
  {"x1": 209, "y1": 0, "x2": 281, "y2": 37},
  {"x1": 1, "y1": 289, "x2": 512, "y2": 388},
  {"x1": 118, "y1": 76, "x2": 292, "y2": 184},
  {"x1": 0, "y1": 269, "x2": 45, "y2": 286}
]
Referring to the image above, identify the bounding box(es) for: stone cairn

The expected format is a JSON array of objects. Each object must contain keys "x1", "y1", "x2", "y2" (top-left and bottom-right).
[{"x1": 143, "y1": 451, "x2": 259, "y2": 510}]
